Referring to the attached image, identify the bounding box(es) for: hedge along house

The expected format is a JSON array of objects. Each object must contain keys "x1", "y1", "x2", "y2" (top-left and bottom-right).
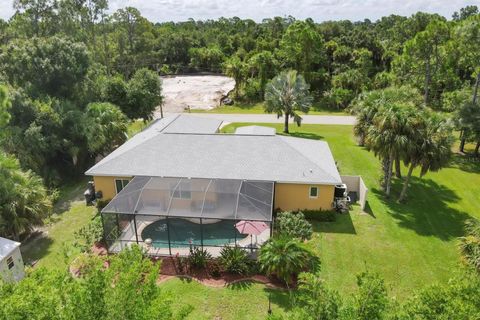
[{"x1": 85, "y1": 114, "x2": 342, "y2": 257}]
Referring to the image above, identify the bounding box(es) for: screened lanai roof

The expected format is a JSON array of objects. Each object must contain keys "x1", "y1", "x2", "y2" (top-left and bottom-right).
[{"x1": 102, "y1": 176, "x2": 274, "y2": 221}]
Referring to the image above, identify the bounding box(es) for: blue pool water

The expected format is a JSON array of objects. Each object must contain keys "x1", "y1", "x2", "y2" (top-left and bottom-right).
[{"x1": 141, "y1": 218, "x2": 243, "y2": 248}]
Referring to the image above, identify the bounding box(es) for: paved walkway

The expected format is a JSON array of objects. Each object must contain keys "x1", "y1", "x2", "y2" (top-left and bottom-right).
[{"x1": 162, "y1": 112, "x2": 356, "y2": 125}]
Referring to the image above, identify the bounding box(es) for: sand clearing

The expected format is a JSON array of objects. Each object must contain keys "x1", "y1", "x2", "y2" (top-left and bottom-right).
[{"x1": 156, "y1": 75, "x2": 235, "y2": 115}]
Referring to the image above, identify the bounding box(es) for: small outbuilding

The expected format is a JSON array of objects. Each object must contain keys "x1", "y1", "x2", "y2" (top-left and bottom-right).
[{"x1": 0, "y1": 237, "x2": 25, "y2": 282}]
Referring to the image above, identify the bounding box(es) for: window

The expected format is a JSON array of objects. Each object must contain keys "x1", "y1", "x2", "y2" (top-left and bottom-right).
[
  {"x1": 309, "y1": 186, "x2": 318, "y2": 198},
  {"x1": 6, "y1": 256, "x2": 14, "y2": 270},
  {"x1": 115, "y1": 179, "x2": 130, "y2": 194}
]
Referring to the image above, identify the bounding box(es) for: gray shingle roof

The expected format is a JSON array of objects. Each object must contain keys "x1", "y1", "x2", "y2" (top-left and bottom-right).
[
  {"x1": 162, "y1": 114, "x2": 222, "y2": 134},
  {"x1": 86, "y1": 119, "x2": 341, "y2": 184},
  {"x1": 88, "y1": 114, "x2": 222, "y2": 174},
  {"x1": 234, "y1": 125, "x2": 276, "y2": 136}
]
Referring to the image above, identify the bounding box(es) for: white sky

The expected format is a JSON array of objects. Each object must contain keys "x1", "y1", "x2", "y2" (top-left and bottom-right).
[{"x1": 0, "y1": 0, "x2": 479, "y2": 22}]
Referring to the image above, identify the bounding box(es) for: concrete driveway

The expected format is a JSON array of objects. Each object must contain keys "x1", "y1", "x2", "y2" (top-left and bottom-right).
[{"x1": 163, "y1": 113, "x2": 356, "y2": 125}]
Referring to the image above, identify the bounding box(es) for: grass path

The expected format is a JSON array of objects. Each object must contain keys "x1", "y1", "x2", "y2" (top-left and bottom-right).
[{"x1": 20, "y1": 179, "x2": 97, "y2": 269}]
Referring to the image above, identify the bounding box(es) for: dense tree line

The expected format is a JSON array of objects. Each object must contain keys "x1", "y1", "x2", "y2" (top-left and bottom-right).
[{"x1": 0, "y1": 2, "x2": 478, "y2": 181}]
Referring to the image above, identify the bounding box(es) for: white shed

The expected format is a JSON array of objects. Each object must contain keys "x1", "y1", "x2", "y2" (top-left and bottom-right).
[{"x1": 0, "y1": 237, "x2": 25, "y2": 282}]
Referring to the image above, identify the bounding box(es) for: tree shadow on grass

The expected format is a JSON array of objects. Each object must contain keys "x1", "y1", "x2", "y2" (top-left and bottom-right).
[
  {"x1": 227, "y1": 280, "x2": 254, "y2": 290},
  {"x1": 372, "y1": 177, "x2": 470, "y2": 241},
  {"x1": 285, "y1": 131, "x2": 325, "y2": 141},
  {"x1": 20, "y1": 231, "x2": 54, "y2": 266},
  {"x1": 311, "y1": 213, "x2": 356, "y2": 235},
  {"x1": 449, "y1": 154, "x2": 480, "y2": 174},
  {"x1": 263, "y1": 287, "x2": 292, "y2": 313},
  {"x1": 53, "y1": 177, "x2": 90, "y2": 215}
]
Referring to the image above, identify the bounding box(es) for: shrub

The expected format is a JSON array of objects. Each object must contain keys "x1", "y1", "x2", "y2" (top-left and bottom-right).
[
  {"x1": 352, "y1": 271, "x2": 388, "y2": 320},
  {"x1": 459, "y1": 218, "x2": 480, "y2": 272},
  {"x1": 187, "y1": 246, "x2": 212, "y2": 269},
  {"x1": 219, "y1": 246, "x2": 250, "y2": 275},
  {"x1": 73, "y1": 216, "x2": 104, "y2": 252},
  {"x1": 258, "y1": 236, "x2": 320, "y2": 286},
  {"x1": 300, "y1": 209, "x2": 336, "y2": 222},
  {"x1": 276, "y1": 211, "x2": 313, "y2": 241},
  {"x1": 96, "y1": 199, "x2": 111, "y2": 210},
  {"x1": 292, "y1": 273, "x2": 341, "y2": 319},
  {"x1": 173, "y1": 253, "x2": 188, "y2": 274},
  {"x1": 208, "y1": 260, "x2": 222, "y2": 278}
]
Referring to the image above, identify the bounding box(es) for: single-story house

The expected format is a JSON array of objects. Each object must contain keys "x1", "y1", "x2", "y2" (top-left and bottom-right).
[
  {"x1": 0, "y1": 237, "x2": 25, "y2": 282},
  {"x1": 85, "y1": 114, "x2": 343, "y2": 256}
]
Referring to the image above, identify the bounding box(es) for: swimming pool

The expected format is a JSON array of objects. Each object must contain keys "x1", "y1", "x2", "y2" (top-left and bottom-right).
[{"x1": 141, "y1": 218, "x2": 243, "y2": 248}]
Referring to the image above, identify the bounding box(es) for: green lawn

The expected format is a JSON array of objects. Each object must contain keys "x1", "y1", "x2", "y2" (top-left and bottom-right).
[
  {"x1": 190, "y1": 101, "x2": 348, "y2": 115},
  {"x1": 128, "y1": 120, "x2": 149, "y2": 136},
  {"x1": 20, "y1": 179, "x2": 97, "y2": 270},
  {"x1": 161, "y1": 278, "x2": 290, "y2": 320}
]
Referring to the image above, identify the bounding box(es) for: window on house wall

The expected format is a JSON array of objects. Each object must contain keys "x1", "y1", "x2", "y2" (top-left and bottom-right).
[
  {"x1": 6, "y1": 256, "x2": 14, "y2": 269},
  {"x1": 309, "y1": 186, "x2": 319, "y2": 198},
  {"x1": 115, "y1": 179, "x2": 130, "y2": 194}
]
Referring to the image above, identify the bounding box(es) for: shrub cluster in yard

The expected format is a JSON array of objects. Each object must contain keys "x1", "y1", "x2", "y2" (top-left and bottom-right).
[
  {"x1": 258, "y1": 236, "x2": 320, "y2": 286},
  {"x1": 178, "y1": 246, "x2": 257, "y2": 277},
  {"x1": 276, "y1": 211, "x2": 313, "y2": 241},
  {"x1": 298, "y1": 209, "x2": 337, "y2": 222},
  {"x1": 73, "y1": 216, "x2": 103, "y2": 253},
  {"x1": 459, "y1": 218, "x2": 480, "y2": 272},
  {"x1": 276, "y1": 208, "x2": 336, "y2": 222},
  {"x1": 0, "y1": 245, "x2": 192, "y2": 319},
  {"x1": 219, "y1": 246, "x2": 251, "y2": 275},
  {"x1": 269, "y1": 270, "x2": 480, "y2": 320},
  {"x1": 187, "y1": 246, "x2": 212, "y2": 269}
]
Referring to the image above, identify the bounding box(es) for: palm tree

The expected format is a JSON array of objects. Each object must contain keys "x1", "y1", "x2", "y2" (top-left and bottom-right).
[
  {"x1": 351, "y1": 86, "x2": 422, "y2": 178},
  {"x1": 223, "y1": 56, "x2": 245, "y2": 98},
  {"x1": 264, "y1": 70, "x2": 313, "y2": 133},
  {"x1": 84, "y1": 102, "x2": 129, "y2": 157},
  {"x1": 258, "y1": 236, "x2": 319, "y2": 287},
  {"x1": 365, "y1": 104, "x2": 415, "y2": 197},
  {"x1": 0, "y1": 152, "x2": 51, "y2": 240},
  {"x1": 398, "y1": 113, "x2": 453, "y2": 202}
]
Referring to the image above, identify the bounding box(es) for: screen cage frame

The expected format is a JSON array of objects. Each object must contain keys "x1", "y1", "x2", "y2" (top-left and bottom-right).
[{"x1": 100, "y1": 176, "x2": 275, "y2": 257}]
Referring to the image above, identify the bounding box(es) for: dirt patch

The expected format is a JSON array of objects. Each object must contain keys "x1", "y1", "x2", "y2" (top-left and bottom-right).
[{"x1": 156, "y1": 75, "x2": 235, "y2": 115}]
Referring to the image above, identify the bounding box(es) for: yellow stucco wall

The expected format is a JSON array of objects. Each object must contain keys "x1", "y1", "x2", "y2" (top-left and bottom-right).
[
  {"x1": 274, "y1": 183, "x2": 335, "y2": 211},
  {"x1": 93, "y1": 176, "x2": 132, "y2": 200},
  {"x1": 93, "y1": 176, "x2": 334, "y2": 211}
]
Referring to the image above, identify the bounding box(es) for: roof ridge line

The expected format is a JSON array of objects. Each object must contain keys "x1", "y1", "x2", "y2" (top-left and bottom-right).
[
  {"x1": 157, "y1": 114, "x2": 181, "y2": 133},
  {"x1": 278, "y1": 135, "x2": 339, "y2": 183},
  {"x1": 85, "y1": 117, "x2": 176, "y2": 175}
]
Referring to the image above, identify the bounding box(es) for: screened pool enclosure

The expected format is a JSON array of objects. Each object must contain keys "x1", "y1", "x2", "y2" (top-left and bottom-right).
[{"x1": 101, "y1": 176, "x2": 274, "y2": 257}]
